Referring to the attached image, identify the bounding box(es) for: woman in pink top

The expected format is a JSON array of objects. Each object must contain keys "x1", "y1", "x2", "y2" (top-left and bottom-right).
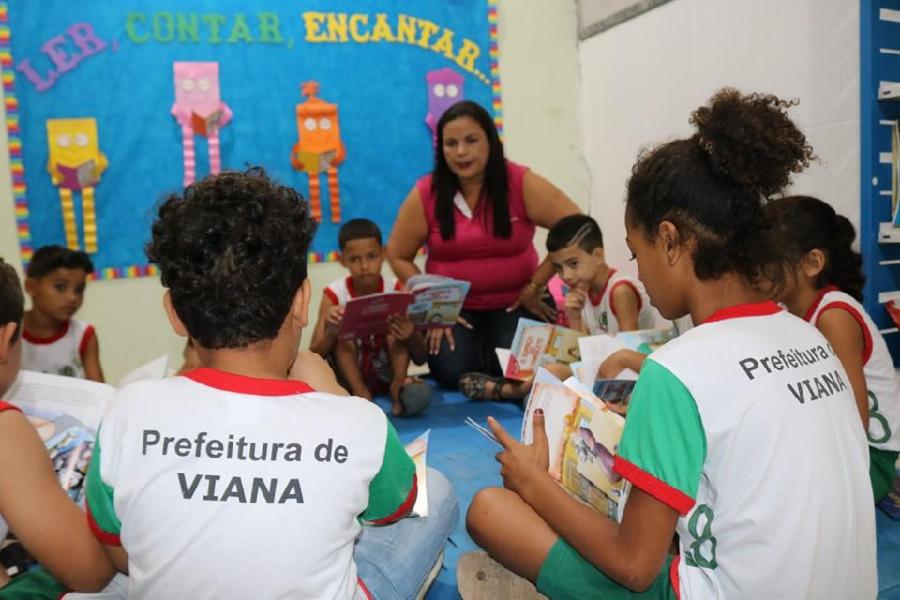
[{"x1": 387, "y1": 101, "x2": 580, "y2": 389}]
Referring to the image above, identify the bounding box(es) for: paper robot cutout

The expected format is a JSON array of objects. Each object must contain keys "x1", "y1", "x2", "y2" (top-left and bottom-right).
[
  {"x1": 46, "y1": 118, "x2": 107, "y2": 253},
  {"x1": 171, "y1": 61, "x2": 232, "y2": 187},
  {"x1": 426, "y1": 68, "x2": 464, "y2": 144},
  {"x1": 291, "y1": 81, "x2": 346, "y2": 223}
]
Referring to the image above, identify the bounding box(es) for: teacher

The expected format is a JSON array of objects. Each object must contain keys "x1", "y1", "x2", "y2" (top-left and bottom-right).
[{"x1": 387, "y1": 100, "x2": 580, "y2": 390}]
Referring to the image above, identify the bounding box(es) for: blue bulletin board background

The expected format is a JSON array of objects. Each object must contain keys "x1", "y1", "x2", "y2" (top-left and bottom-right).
[{"x1": 3, "y1": 1, "x2": 501, "y2": 278}]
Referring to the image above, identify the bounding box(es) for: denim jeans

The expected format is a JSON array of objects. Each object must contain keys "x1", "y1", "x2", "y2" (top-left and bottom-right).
[{"x1": 354, "y1": 468, "x2": 459, "y2": 599}]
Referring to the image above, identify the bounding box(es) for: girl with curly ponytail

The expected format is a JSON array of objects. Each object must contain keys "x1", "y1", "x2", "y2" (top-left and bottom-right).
[
  {"x1": 765, "y1": 195, "x2": 900, "y2": 501},
  {"x1": 462, "y1": 89, "x2": 876, "y2": 600}
]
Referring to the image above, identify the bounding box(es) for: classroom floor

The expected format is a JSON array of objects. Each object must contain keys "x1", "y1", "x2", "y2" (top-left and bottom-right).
[{"x1": 374, "y1": 381, "x2": 900, "y2": 600}]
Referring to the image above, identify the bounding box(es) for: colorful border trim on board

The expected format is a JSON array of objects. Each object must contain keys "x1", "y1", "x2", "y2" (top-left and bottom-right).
[
  {"x1": 488, "y1": 0, "x2": 503, "y2": 136},
  {"x1": 0, "y1": 1, "x2": 32, "y2": 265},
  {"x1": 1, "y1": 0, "x2": 159, "y2": 279}
]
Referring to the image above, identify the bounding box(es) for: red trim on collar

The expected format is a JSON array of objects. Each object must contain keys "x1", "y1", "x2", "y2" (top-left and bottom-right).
[
  {"x1": 802, "y1": 285, "x2": 840, "y2": 322},
  {"x1": 701, "y1": 301, "x2": 782, "y2": 325},
  {"x1": 346, "y1": 275, "x2": 385, "y2": 299},
  {"x1": 183, "y1": 368, "x2": 315, "y2": 396},
  {"x1": 613, "y1": 457, "x2": 695, "y2": 515},
  {"x1": 589, "y1": 268, "x2": 616, "y2": 306},
  {"x1": 22, "y1": 320, "x2": 69, "y2": 344}
]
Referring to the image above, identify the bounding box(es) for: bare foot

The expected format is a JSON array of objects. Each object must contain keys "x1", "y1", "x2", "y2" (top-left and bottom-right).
[{"x1": 390, "y1": 376, "x2": 419, "y2": 416}]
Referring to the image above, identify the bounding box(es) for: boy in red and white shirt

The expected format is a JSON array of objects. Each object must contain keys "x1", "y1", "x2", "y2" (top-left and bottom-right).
[
  {"x1": 22, "y1": 245, "x2": 103, "y2": 382},
  {"x1": 310, "y1": 218, "x2": 430, "y2": 416}
]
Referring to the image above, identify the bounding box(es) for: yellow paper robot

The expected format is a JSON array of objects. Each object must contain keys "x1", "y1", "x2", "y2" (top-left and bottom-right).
[
  {"x1": 46, "y1": 118, "x2": 106, "y2": 253},
  {"x1": 291, "y1": 81, "x2": 345, "y2": 223}
]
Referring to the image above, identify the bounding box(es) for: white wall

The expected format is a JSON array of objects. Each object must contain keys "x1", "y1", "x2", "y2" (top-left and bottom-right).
[
  {"x1": 0, "y1": 0, "x2": 588, "y2": 382},
  {"x1": 580, "y1": 0, "x2": 859, "y2": 271}
]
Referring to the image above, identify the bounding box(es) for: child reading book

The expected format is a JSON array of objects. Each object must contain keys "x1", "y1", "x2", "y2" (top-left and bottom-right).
[
  {"x1": 0, "y1": 257, "x2": 113, "y2": 598},
  {"x1": 310, "y1": 218, "x2": 431, "y2": 416},
  {"x1": 461, "y1": 89, "x2": 876, "y2": 599},
  {"x1": 765, "y1": 195, "x2": 900, "y2": 501},
  {"x1": 22, "y1": 246, "x2": 103, "y2": 382},
  {"x1": 87, "y1": 168, "x2": 456, "y2": 599},
  {"x1": 459, "y1": 215, "x2": 653, "y2": 401}
]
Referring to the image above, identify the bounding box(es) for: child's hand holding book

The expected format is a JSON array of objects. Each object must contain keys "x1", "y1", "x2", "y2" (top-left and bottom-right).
[
  {"x1": 487, "y1": 411, "x2": 550, "y2": 495},
  {"x1": 325, "y1": 305, "x2": 345, "y2": 331}
]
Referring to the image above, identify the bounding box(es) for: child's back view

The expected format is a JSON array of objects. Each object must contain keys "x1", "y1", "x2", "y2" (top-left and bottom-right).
[
  {"x1": 85, "y1": 169, "x2": 453, "y2": 599},
  {"x1": 22, "y1": 245, "x2": 103, "y2": 381}
]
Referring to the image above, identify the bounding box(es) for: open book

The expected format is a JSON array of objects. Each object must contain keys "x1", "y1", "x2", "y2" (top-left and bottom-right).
[
  {"x1": 520, "y1": 369, "x2": 626, "y2": 519},
  {"x1": 406, "y1": 274, "x2": 471, "y2": 329},
  {"x1": 339, "y1": 275, "x2": 471, "y2": 339},
  {"x1": 0, "y1": 356, "x2": 169, "y2": 505},
  {"x1": 503, "y1": 319, "x2": 583, "y2": 381}
]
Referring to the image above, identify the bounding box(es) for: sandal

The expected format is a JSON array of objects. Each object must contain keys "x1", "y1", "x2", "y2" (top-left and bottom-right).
[
  {"x1": 457, "y1": 552, "x2": 548, "y2": 600},
  {"x1": 459, "y1": 372, "x2": 508, "y2": 401}
]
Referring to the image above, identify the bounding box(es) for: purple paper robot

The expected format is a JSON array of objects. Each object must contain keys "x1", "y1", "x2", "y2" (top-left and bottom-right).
[{"x1": 426, "y1": 68, "x2": 464, "y2": 144}]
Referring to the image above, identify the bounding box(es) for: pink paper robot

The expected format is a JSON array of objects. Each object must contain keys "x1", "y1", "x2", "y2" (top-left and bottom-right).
[
  {"x1": 171, "y1": 61, "x2": 232, "y2": 187},
  {"x1": 426, "y1": 68, "x2": 464, "y2": 144}
]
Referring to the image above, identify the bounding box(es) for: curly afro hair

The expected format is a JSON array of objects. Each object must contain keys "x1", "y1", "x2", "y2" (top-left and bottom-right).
[
  {"x1": 626, "y1": 88, "x2": 815, "y2": 284},
  {"x1": 146, "y1": 168, "x2": 317, "y2": 349}
]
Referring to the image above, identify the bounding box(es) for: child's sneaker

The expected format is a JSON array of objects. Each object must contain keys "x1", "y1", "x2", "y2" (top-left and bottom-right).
[{"x1": 456, "y1": 551, "x2": 548, "y2": 600}]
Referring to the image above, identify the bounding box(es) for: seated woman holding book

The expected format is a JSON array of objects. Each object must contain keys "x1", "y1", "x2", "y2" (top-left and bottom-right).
[{"x1": 387, "y1": 100, "x2": 580, "y2": 390}]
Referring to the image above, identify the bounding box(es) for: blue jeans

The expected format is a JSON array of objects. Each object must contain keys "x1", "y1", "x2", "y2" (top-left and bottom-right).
[{"x1": 354, "y1": 468, "x2": 458, "y2": 599}]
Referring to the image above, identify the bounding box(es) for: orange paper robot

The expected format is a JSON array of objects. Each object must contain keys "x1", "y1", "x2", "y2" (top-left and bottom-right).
[
  {"x1": 291, "y1": 81, "x2": 345, "y2": 223},
  {"x1": 46, "y1": 118, "x2": 107, "y2": 253}
]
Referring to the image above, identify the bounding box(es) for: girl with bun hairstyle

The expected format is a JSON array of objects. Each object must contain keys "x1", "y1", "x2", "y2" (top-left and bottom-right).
[
  {"x1": 461, "y1": 90, "x2": 876, "y2": 599},
  {"x1": 765, "y1": 195, "x2": 900, "y2": 501}
]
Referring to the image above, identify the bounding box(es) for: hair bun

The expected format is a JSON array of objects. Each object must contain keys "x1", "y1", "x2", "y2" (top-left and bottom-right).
[{"x1": 690, "y1": 88, "x2": 815, "y2": 197}]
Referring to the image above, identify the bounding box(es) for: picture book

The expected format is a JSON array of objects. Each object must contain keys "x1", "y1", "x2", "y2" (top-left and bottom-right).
[
  {"x1": 404, "y1": 430, "x2": 431, "y2": 518},
  {"x1": 504, "y1": 319, "x2": 583, "y2": 381},
  {"x1": 1, "y1": 358, "x2": 170, "y2": 506},
  {"x1": 339, "y1": 292, "x2": 414, "y2": 340},
  {"x1": 406, "y1": 274, "x2": 471, "y2": 329},
  {"x1": 520, "y1": 369, "x2": 626, "y2": 519},
  {"x1": 576, "y1": 326, "x2": 679, "y2": 388}
]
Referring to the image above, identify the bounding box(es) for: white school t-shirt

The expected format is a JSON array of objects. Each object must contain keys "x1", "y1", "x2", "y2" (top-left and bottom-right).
[
  {"x1": 22, "y1": 318, "x2": 94, "y2": 378},
  {"x1": 85, "y1": 369, "x2": 417, "y2": 600},
  {"x1": 613, "y1": 301, "x2": 876, "y2": 600},
  {"x1": 804, "y1": 286, "x2": 900, "y2": 452},
  {"x1": 580, "y1": 269, "x2": 655, "y2": 335}
]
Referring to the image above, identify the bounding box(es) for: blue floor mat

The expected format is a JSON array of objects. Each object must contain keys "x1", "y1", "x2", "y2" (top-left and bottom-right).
[{"x1": 376, "y1": 382, "x2": 900, "y2": 599}]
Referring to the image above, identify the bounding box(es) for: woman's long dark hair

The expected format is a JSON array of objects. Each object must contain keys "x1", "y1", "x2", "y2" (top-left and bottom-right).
[{"x1": 431, "y1": 101, "x2": 511, "y2": 240}]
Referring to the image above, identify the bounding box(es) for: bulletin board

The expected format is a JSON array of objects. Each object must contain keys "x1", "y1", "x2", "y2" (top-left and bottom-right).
[{"x1": 2, "y1": 1, "x2": 502, "y2": 279}]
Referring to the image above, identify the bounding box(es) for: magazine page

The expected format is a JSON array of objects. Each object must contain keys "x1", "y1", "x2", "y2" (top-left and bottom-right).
[
  {"x1": 2, "y1": 370, "x2": 114, "y2": 505},
  {"x1": 339, "y1": 292, "x2": 413, "y2": 339},
  {"x1": 520, "y1": 369, "x2": 580, "y2": 479},
  {"x1": 404, "y1": 430, "x2": 430, "y2": 518}
]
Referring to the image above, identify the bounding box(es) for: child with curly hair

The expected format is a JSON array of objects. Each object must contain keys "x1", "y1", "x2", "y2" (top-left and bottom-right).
[
  {"x1": 765, "y1": 195, "x2": 900, "y2": 502},
  {"x1": 84, "y1": 168, "x2": 457, "y2": 599},
  {"x1": 461, "y1": 90, "x2": 876, "y2": 599}
]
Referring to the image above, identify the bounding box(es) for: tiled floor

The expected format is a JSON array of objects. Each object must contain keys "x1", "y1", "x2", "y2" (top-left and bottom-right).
[{"x1": 376, "y1": 382, "x2": 900, "y2": 599}]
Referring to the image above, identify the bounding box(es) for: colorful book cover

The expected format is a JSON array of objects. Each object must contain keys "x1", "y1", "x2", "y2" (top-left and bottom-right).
[
  {"x1": 505, "y1": 319, "x2": 582, "y2": 381},
  {"x1": 339, "y1": 292, "x2": 413, "y2": 340},
  {"x1": 592, "y1": 379, "x2": 635, "y2": 404},
  {"x1": 406, "y1": 274, "x2": 471, "y2": 329}
]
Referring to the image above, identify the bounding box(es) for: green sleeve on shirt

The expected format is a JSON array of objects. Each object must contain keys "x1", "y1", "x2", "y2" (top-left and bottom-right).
[
  {"x1": 618, "y1": 359, "x2": 707, "y2": 506},
  {"x1": 361, "y1": 421, "x2": 416, "y2": 523},
  {"x1": 85, "y1": 431, "x2": 121, "y2": 538}
]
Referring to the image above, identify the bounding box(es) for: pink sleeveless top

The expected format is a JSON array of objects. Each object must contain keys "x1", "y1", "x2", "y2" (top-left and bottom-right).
[{"x1": 418, "y1": 161, "x2": 538, "y2": 310}]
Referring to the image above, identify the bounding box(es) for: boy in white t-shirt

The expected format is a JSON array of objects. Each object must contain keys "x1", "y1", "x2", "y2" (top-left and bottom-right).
[
  {"x1": 310, "y1": 218, "x2": 430, "y2": 417},
  {"x1": 22, "y1": 246, "x2": 103, "y2": 382},
  {"x1": 85, "y1": 169, "x2": 456, "y2": 599}
]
